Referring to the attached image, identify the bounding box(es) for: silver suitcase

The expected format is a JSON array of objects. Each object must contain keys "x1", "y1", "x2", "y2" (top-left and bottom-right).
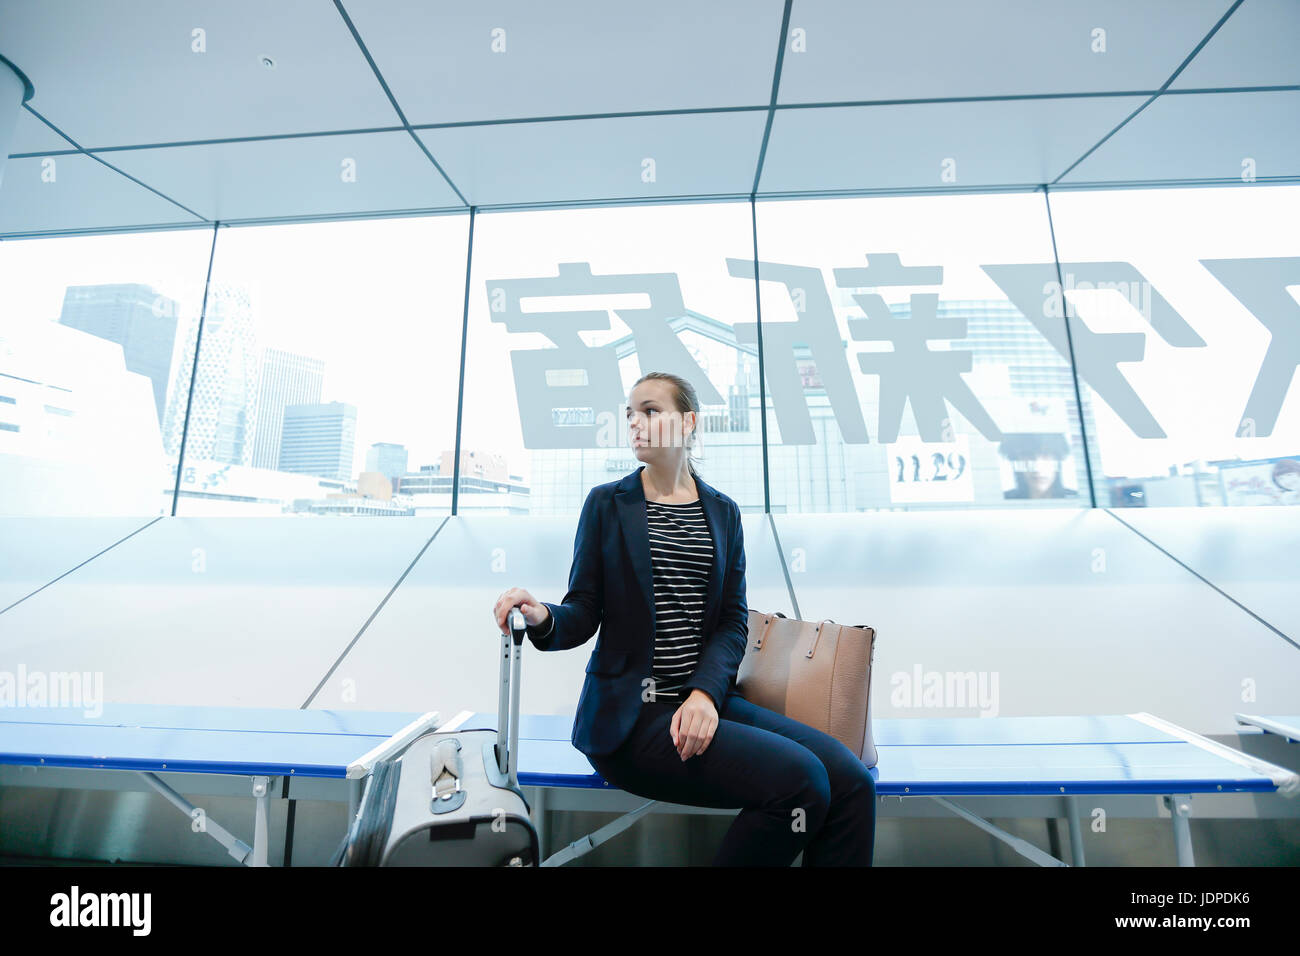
[{"x1": 336, "y1": 609, "x2": 539, "y2": 866}]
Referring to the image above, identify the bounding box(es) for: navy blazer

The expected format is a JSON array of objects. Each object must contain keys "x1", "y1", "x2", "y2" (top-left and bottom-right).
[{"x1": 526, "y1": 465, "x2": 748, "y2": 759}]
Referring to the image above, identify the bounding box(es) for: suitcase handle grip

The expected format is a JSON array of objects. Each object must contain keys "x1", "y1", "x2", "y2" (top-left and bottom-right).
[
  {"x1": 431, "y1": 737, "x2": 463, "y2": 800},
  {"x1": 508, "y1": 606, "x2": 526, "y2": 646},
  {"x1": 496, "y1": 609, "x2": 527, "y2": 788}
]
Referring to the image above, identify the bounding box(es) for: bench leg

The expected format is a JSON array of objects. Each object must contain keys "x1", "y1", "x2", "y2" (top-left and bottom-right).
[
  {"x1": 251, "y1": 776, "x2": 270, "y2": 867},
  {"x1": 1065, "y1": 795, "x2": 1086, "y2": 867},
  {"x1": 541, "y1": 799, "x2": 658, "y2": 867},
  {"x1": 931, "y1": 796, "x2": 1068, "y2": 867},
  {"x1": 347, "y1": 777, "x2": 363, "y2": 826},
  {"x1": 1165, "y1": 794, "x2": 1196, "y2": 867},
  {"x1": 137, "y1": 771, "x2": 253, "y2": 864},
  {"x1": 529, "y1": 786, "x2": 548, "y2": 861}
]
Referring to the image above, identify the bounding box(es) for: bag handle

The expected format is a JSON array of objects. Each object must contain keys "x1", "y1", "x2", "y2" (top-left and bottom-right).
[
  {"x1": 431, "y1": 737, "x2": 463, "y2": 801},
  {"x1": 806, "y1": 618, "x2": 836, "y2": 659},
  {"x1": 760, "y1": 612, "x2": 875, "y2": 660}
]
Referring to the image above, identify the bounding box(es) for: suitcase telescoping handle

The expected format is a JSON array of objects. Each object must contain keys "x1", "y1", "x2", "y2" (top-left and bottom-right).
[{"x1": 496, "y1": 607, "x2": 526, "y2": 789}]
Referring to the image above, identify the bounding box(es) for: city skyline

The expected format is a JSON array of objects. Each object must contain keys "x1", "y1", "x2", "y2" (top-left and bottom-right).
[{"x1": 1, "y1": 190, "x2": 1296, "y2": 515}]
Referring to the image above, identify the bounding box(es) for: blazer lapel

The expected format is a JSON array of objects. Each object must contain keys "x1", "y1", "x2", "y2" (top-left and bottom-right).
[
  {"x1": 614, "y1": 469, "x2": 656, "y2": 633},
  {"x1": 696, "y1": 483, "x2": 727, "y2": 641},
  {"x1": 613, "y1": 465, "x2": 728, "y2": 642}
]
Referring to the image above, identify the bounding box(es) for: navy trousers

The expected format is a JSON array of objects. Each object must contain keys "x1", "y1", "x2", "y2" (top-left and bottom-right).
[{"x1": 586, "y1": 692, "x2": 876, "y2": 866}]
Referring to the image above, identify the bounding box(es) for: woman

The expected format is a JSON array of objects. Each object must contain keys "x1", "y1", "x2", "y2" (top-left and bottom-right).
[{"x1": 492, "y1": 371, "x2": 876, "y2": 866}]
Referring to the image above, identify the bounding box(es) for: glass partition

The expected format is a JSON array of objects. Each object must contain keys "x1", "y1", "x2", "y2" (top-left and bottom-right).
[
  {"x1": 754, "y1": 193, "x2": 1090, "y2": 512},
  {"x1": 459, "y1": 202, "x2": 762, "y2": 514},
  {"x1": 176, "y1": 215, "x2": 469, "y2": 516},
  {"x1": 0, "y1": 229, "x2": 214, "y2": 516},
  {"x1": 5, "y1": 184, "x2": 1291, "y2": 516},
  {"x1": 1045, "y1": 184, "x2": 1300, "y2": 508}
]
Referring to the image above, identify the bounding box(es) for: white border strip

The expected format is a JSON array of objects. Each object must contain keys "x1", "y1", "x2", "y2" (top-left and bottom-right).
[
  {"x1": 1129, "y1": 712, "x2": 1299, "y2": 797},
  {"x1": 1234, "y1": 713, "x2": 1300, "y2": 743},
  {"x1": 345, "y1": 710, "x2": 440, "y2": 779},
  {"x1": 426, "y1": 709, "x2": 475, "y2": 735}
]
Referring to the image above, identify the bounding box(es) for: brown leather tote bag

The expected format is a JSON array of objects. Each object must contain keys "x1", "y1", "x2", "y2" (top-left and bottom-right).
[{"x1": 735, "y1": 610, "x2": 878, "y2": 768}]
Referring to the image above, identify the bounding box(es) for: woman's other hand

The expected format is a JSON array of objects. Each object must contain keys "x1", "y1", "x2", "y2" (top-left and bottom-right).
[
  {"x1": 492, "y1": 588, "x2": 549, "y2": 635},
  {"x1": 671, "y1": 689, "x2": 718, "y2": 761}
]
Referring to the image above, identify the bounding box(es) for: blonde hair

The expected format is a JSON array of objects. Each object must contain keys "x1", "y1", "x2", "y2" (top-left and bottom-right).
[{"x1": 632, "y1": 371, "x2": 703, "y2": 479}]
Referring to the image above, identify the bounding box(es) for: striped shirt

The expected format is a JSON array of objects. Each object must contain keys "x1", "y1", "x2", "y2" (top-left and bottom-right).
[{"x1": 645, "y1": 498, "x2": 714, "y2": 703}]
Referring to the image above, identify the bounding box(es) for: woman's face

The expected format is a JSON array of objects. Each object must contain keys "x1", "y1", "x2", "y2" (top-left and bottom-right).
[
  {"x1": 1025, "y1": 454, "x2": 1060, "y2": 496},
  {"x1": 626, "y1": 380, "x2": 693, "y2": 462}
]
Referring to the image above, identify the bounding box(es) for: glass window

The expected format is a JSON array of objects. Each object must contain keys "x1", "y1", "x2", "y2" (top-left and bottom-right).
[
  {"x1": 754, "y1": 193, "x2": 1089, "y2": 512},
  {"x1": 460, "y1": 202, "x2": 763, "y2": 514},
  {"x1": 9, "y1": 185, "x2": 1290, "y2": 518},
  {"x1": 0, "y1": 229, "x2": 213, "y2": 516},
  {"x1": 176, "y1": 215, "x2": 469, "y2": 516},
  {"x1": 1046, "y1": 185, "x2": 1300, "y2": 508}
]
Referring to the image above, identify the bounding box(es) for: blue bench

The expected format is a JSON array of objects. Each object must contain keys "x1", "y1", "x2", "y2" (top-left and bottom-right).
[
  {"x1": 0, "y1": 702, "x2": 441, "y2": 865},
  {"x1": 2, "y1": 703, "x2": 1295, "y2": 866},
  {"x1": 449, "y1": 708, "x2": 1298, "y2": 866},
  {"x1": 1235, "y1": 713, "x2": 1300, "y2": 743}
]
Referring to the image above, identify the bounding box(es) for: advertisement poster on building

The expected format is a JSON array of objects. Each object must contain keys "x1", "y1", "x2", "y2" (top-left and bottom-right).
[
  {"x1": 989, "y1": 397, "x2": 1080, "y2": 500},
  {"x1": 1219, "y1": 456, "x2": 1300, "y2": 506},
  {"x1": 885, "y1": 435, "x2": 974, "y2": 504}
]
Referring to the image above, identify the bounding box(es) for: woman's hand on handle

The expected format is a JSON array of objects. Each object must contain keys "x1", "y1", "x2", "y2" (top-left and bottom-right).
[
  {"x1": 671, "y1": 690, "x2": 719, "y2": 761},
  {"x1": 492, "y1": 587, "x2": 549, "y2": 636}
]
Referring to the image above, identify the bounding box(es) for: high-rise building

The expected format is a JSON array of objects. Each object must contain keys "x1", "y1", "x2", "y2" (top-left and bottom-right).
[
  {"x1": 366, "y1": 442, "x2": 408, "y2": 488},
  {"x1": 279, "y1": 401, "x2": 356, "y2": 481},
  {"x1": 0, "y1": 319, "x2": 162, "y2": 515},
  {"x1": 893, "y1": 296, "x2": 1101, "y2": 499},
  {"x1": 161, "y1": 284, "x2": 259, "y2": 466},
  {"x1": 252, "y1": 348, "x2": 324, "y2": 470},
  {"x1": 57, "y1": 282, "x2": 179, "y2": 430}
]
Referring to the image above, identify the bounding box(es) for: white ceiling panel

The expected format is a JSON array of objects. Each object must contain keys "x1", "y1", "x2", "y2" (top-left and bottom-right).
[
  {"x1": 759, "y1": 96, "x2": 1147, "y2": 194},
  {"x1": 1061, "y1": 90, "x2": 1300, "y2": 184},
  {"x1": 101, "y1": 130, "x2": 465, "y2": 221},
  {"x1": 8, "y1": 106, "x2": 68, "y2": 155},
  {"x1": 0, "y1": 0, "x2": 1294, "y2": 236},
  {"x1": 417, "y1": 111, "x2": 768, "y2": 207},
  {"x1": 1171, "y1": 0, "x2": 1300, "y2": 89},
  {"x1": 0, "y1": 153, "x2": 204, "y2": 235},
  {"x1": 344, "y1": 0, "x2": 786, "y2": 124},
  {"x1": 0, "y1": 0, "x2": 401, "y2": 148},
  {"x1": 778, "y1": 0, "x2": 1235, "y2": 103}
]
